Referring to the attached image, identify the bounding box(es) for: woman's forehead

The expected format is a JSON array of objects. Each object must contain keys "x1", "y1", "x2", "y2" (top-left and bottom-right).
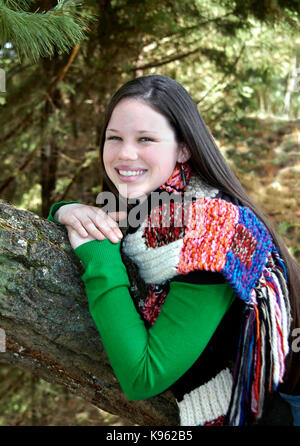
[{"x1": 107, "y1": 98, "x2": 173, "y2": 133}]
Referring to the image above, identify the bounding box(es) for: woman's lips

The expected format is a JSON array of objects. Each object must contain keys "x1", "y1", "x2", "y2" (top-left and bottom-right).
[{"x1": 115, "y1": 168, "x2": 147, "y2": 182}]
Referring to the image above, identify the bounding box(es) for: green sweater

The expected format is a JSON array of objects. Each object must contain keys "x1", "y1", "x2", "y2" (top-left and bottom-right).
[{"x1": 48, "y1": 202, "x2": 236, "y2": 400}]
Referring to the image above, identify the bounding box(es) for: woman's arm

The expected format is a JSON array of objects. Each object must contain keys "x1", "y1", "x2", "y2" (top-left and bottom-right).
[{"x1": 74, "y1": 238, "x2": 236, "y2": 400}]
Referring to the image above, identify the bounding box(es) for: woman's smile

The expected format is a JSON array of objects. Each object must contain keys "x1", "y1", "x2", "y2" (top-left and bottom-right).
[{"x1": 115, "y1": 165, "x2": 148, "y2": 182}]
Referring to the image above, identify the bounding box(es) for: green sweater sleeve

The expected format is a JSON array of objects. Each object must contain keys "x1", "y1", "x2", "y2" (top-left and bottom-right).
[
  {"x1": 47, "y1": 201, "x2": 80, "y2": 224},
  {"x1": 74, "y1": 239, "x2": 236, "y2": 401}
]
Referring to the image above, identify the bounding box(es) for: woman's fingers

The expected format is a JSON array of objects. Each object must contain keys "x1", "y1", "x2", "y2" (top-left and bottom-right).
[
  {"x1": 69, "y1": 217, "x2": 89, "y2": 238},
  {"x1": 62, "y1": 205, "x2": 125, "y2": 243},
  {"x1": 94, "y1": 213, "x2": 123, "y2": 242},
  {"x1": 80, "y1": 213, "x2": 122, "y2": 243}
]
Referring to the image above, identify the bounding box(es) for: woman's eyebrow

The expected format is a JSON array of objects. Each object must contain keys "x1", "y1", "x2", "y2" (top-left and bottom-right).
[{"x1": 106, "y1": 128, "x2": 158, "y2": 133}]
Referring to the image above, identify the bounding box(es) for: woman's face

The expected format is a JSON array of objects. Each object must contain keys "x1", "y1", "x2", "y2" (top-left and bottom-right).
[{"x1": 103, "y1": 98, "x2": 189, "y2": 199}]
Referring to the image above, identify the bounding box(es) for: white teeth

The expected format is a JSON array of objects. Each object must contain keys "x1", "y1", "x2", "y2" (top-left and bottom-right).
[{"x1": 118, "y1": 170, "x2": 145, "y2": 176}]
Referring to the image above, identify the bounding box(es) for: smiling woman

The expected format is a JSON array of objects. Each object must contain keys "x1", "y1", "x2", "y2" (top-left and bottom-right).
[
  {"x1": 48, "y1": 74, "x2": 300, "y2": 426},
  {"x1": 103, "y1": 98, "x2": 190, "y2": 199}
]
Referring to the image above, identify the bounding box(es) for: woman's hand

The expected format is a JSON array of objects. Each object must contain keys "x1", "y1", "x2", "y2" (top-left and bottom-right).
[
  {"x1": 67, "y1": 226, "x2": 98, "y2": 250},
  {"x1": 55, "y1": 203, "x2": 126, "y2": 245}
]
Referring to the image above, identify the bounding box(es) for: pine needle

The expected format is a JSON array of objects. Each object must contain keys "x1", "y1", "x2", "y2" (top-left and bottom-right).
[
  {"x1": 3, "y1": 1, "x2": 34, "y2": 12},
  {"x1": 0, "y1": 0, "x2": 97, "y2": 62}
]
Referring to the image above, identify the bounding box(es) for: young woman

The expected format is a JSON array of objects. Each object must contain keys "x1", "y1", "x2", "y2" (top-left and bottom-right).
[{"x1": 48, "y1": 75, "x2": 300, "y2": 426}]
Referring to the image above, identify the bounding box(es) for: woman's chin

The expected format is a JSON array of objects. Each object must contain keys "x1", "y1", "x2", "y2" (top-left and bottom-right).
[
  {"x1": 116, "y1": 184, "x2": 148, "y2": 201},
  {"x1": 121, "y1": 191, "x2": 148, "y2": 202}
]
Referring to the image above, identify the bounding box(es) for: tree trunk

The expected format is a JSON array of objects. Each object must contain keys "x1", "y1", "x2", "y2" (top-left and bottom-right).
[
  {"x1": 40, "y1": 85, "x2": 62, "y2": 218},
  {"x1": 0, "y1": 202, "x2": 179, "y2": 426}
]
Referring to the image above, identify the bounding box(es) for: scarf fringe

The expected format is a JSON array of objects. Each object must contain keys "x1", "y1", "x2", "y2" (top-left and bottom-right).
[{"x1": 226, "y1": 251, "x2": 292, "y2": 425}]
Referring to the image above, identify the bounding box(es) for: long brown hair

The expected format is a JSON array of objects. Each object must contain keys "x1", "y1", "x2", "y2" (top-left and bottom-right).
[{"x1": 98, "y1": 74, "x2": 300, "y2": 392}]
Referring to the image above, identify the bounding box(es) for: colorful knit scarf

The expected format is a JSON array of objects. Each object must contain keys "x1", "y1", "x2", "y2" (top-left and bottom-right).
[{"x1": 122, "y1": 162, "x2": 292, "y2": 426}]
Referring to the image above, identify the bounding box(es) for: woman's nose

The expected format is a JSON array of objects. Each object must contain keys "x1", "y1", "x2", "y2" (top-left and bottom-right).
[{"x1": 118, "y1": 142, "x2": 138, "y2": 160}]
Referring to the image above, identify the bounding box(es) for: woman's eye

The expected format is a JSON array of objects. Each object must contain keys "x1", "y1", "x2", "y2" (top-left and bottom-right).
[
  {"x1": 106, "y1": 136, "x2": 154, "y2": 142},
  {"x1": 140, "y1": 137, "x2": 153, "y2": 142}
]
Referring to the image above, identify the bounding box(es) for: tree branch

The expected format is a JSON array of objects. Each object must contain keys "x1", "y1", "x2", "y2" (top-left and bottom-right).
[
  {"x1": 0, "y1": 202, "x2": 179, "y2": 426},
  {"x1": 52, "y1": 44, "x2": 80, "y2": 85},
  {"x1": 128, "y1": 45, "x2": 205, "y2": 72}
]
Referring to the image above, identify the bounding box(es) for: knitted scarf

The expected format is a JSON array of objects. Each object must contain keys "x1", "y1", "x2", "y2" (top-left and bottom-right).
[{"x1": 122, "y1": 162, "x2": 292, "y2": 426}]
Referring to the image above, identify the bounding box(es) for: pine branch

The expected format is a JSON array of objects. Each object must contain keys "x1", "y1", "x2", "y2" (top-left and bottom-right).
[{"x1": 0, "y1": 0, "x2": 97, "y2": 62}]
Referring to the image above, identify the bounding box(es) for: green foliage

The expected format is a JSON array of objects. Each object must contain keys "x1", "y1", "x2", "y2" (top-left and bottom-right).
[
  {"x1": 4, "y1": 0, "x2": 34, "y2": 11},
  {"x1": 0, "y1": 0, "x2": 97, "y2": 62}
]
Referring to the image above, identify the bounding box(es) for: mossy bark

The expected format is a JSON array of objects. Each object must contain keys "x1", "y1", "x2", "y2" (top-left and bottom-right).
[{"x1": 0, "y1": 202, "x2": 179, "y2": 426}]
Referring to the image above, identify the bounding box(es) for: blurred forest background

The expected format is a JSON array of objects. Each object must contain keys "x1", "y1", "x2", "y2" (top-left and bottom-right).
[{"x1": 0, "y1": 0, "x2": 299, "y2": 426}]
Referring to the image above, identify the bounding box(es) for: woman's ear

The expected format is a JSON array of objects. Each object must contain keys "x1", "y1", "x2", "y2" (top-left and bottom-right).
[{"x1": 177, "y1": 143, "x2": 191, "y2": 163}]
